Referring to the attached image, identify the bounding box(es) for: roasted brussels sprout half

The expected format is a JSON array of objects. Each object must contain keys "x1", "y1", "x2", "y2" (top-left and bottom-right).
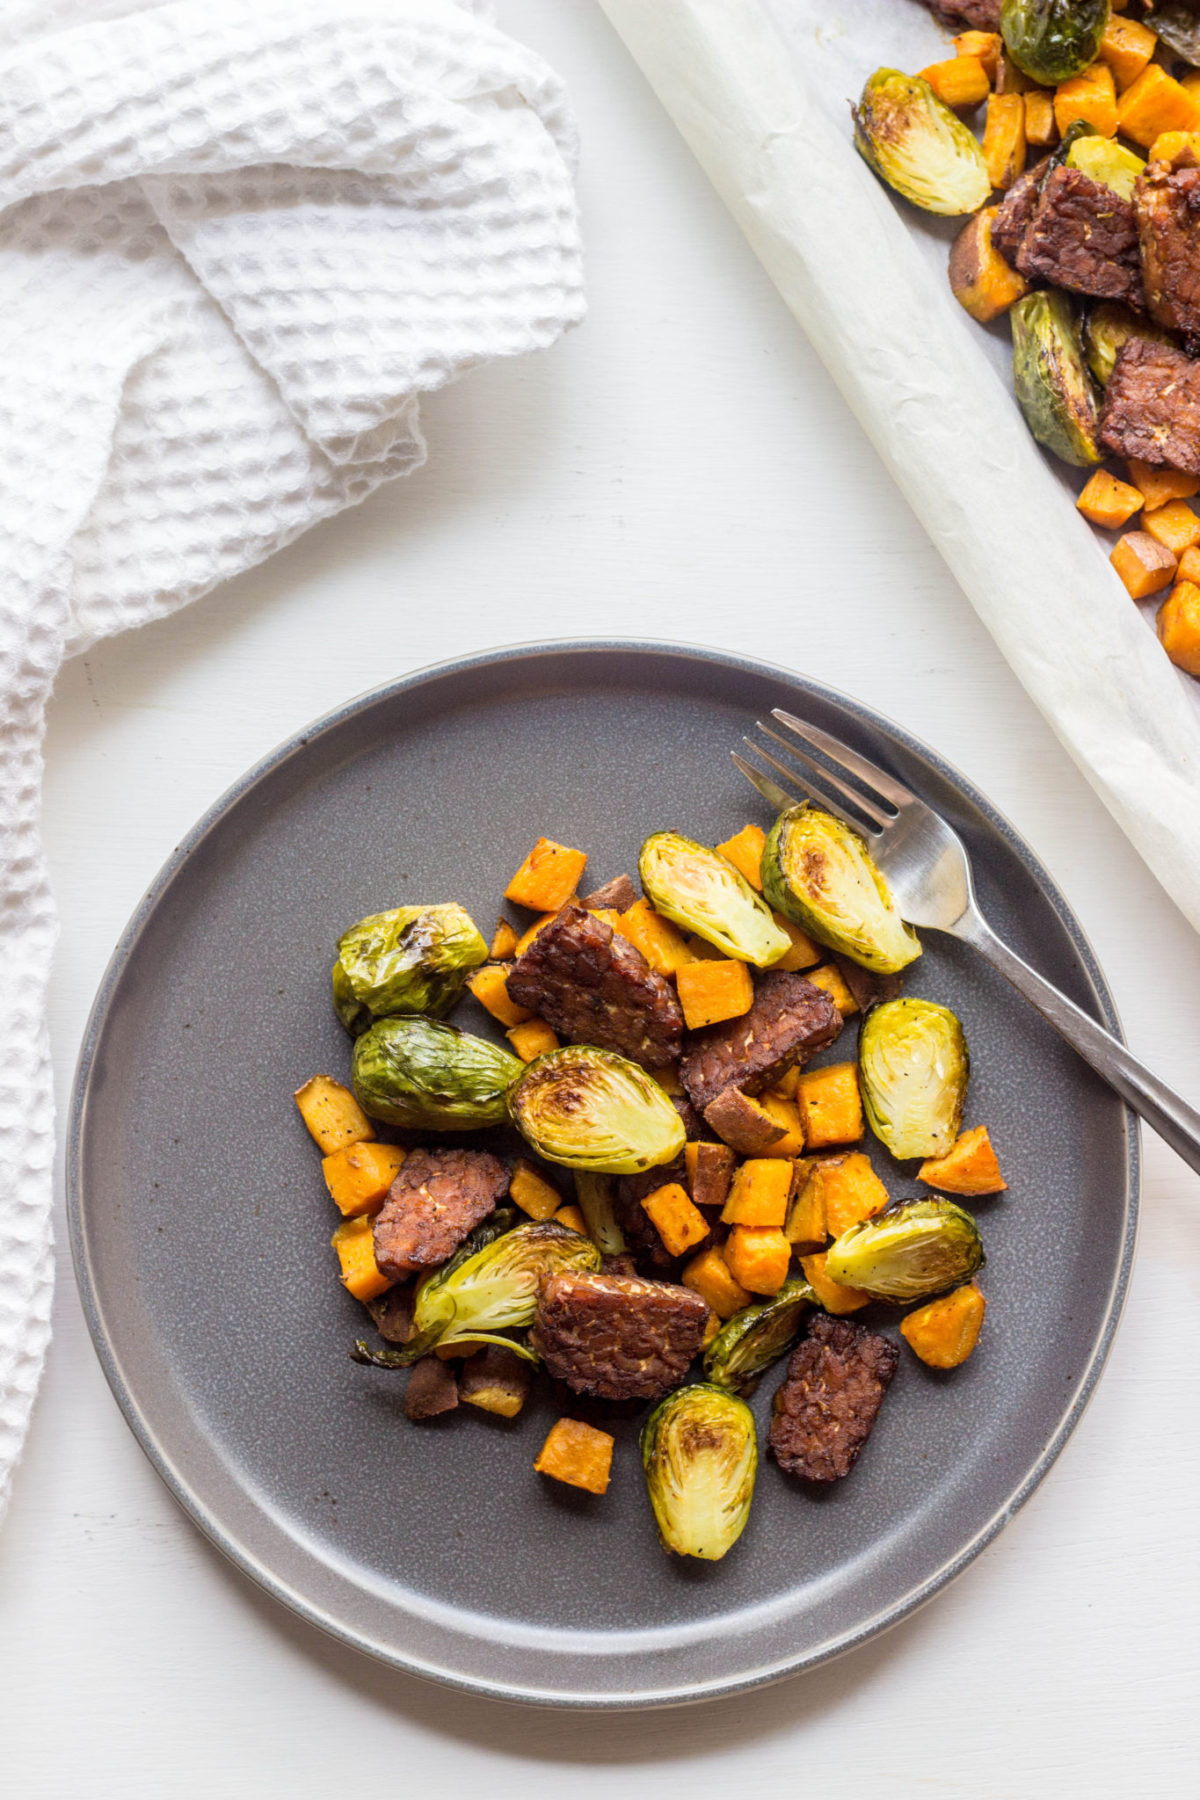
[
  {"x1": 333, "y1": 902, "x2": 487, "y2": 1034},
  {"x1": 638, "y1": 831, "x2": 790, "y2": 967},
  {"x1": 1064, "y1": 136, "x2": 1145, "y2": 205},
  {"x1": 702, "y1": 1279, "x2": 816, "y2": 1393},
  {"x1": 1010, "y1": 290, "x2": 1102, "y2": 468},
  {"x1": 858, "y1": 998, "x2": 969, "y2": 1160},
  {"x1": 574, "y1": 1171, "x2": 627, "y2": 1256},
  {"x1": 825, "y1": 1198, "x2": 984, "y2": 1302},
  {"x1": 1139, "y1": 1, "x2": 1200, "y2": 66},
  {"x1": 409, "y1": 1217, "x2": 600, "y2": 1358},
  {"x1": 352, "y1": 1016, "x2": 522, "y2": 1130},
  {"x1": 509, "y1": 1045, "x2": 687, "y2": 1174},
  {"x1": 641, "y1": 1384, "x2": 758, "y2": 1561},
  {"x1": 853, "y1": 69, "x2": 990, "y2": 217},
  {"x1": 1000, "y1": 0, "x2": 1110, "y2": 86},
  {"x1": 762, "y1": 804, "x2": 921, "y2": 975},
  {"x1": 1083, "y1": 302, "x2": 1171, "y2": 387}
]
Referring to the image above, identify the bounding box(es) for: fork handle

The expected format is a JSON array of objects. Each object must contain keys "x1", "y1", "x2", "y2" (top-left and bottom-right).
[{"x1": 957, "y1": 911, "x2": 1200, "y2": 1178}]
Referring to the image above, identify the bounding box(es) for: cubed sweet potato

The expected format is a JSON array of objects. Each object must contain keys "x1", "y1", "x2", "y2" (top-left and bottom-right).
[
  {"x1": 783, "y1": 1158, "x2": 827, "y2": 1254},
  {"x1": 949, "y1": 207, "x2": 1031, "y2": 323},
  {"x1": 1023, "y1": 87, "x2": 1058, "y2": 147},
  {"x1": 459, "y1": 1345, "x2": 532, "y2": 1417},
  {"x1": 995, "y1": 52, "x2": 1033, "y2": 96},
  {"x1": 642, "y1": 1180, "x2": 710, "y2": 1257},
  {"x1": 321, "y1": 1141, "x2": 407, "y2": 1217},
  {"x1": 489, "y1": 918, "x2": 519, "y2": 959},
  {"x1": 799, "y1": 1250, "x2": 870, "y2": 1315},
  {"x1": 295, "y1": 1075, "x2": 375, "y2": 1155},
  {"x1": 715, "y1": 823, "x2": 766, "y2": 889},
  {"x1": 1147, "y1": 129, "x2": 1200, "y2": 169},
  {"x1": 468, "y1": 963, "x2": 532, "y2": 1027},
  {"x1": 506, "y1": 1018, "x2": 560, "y2": 1061},
  {"x1": 794, "y1": 1063, "x2": 864, "y2": 1149},
  {"x1": 703, "y1": 1086, "x2": 787, "y2": 1154},
  {"x1": 614, "y1": 898, "x2": 696, "y2": 976},
  {"x1": 721, "y1": 1158, "x2": 795, "y2": 1228},
  {"x1": 953, "y1": 29, "x2": 1001, "y2": 81},
  {"x1": 771, "y1": 912, "x2": 822, "y2": 971},
  {"x1": 1076, "y1": 469, "x2": 1143, "y2": 529},
  {"x1": 1111, "y1": 530, "x2": 1178, "y2": 598},
  {"x1": 509, "y1": 1158, "x2": 562, "y2": 1221},
  {"x1": 921, "y1": 55, "x2": 990, "y2": 109},
  {"x1": 982, "y1": 92, "x2": 1026, "y2": 189},
  {"x1": 675, "y1": 958, "x2": 754, "y2": 1030},
  {"x1": 505, "y1": 837, "x2": 588, "y2": 912},
  {"x1": 1055, "y1": 60, "x2": 1117, "y2": 137},
  {"x1": 330, "y1": 1214, "x2": 391, "y2": 1303},
  {"x1": 1157, "y1": 580, "x2": 1200, "y2": 674},
  {"x1": 900, "y1": 1282, "x2": 986, "y2": 1369},
  {"x1": 685, "y1": 1140, "x2": 736, "y2": 1211},
  {"x1": 918, "y1": 1125, "x2": 1007, "y2": 1195},
  {"x1": 534, "y1": 1418, "x2": 614, "y2": 1494},
  {"x1": 754, "y1": 1092, "x2": 806, "y2": 1158},
  {"x1": 1117, "y1": 64, "x2": 1200, "y2": 148},
  {"x1": 553, "y1": 1204, "x2": 588, "y2": 1235},
  {"x1": 1142, "y1": 500, "x2": 1200, "y2": 558},
  {"x1": 1127, "y1": 459, "x2": 1200, "y2": 507},
  {"x1": 817, "y1": 1152, "x2": 891, "y2": 1237},
  {"x1": 805, "y1": 963, "x2": 859, "y2": 1018},
  {"x1": 767, "y1": 1063, "x2": 801, "y2": 1100},
  {"x1": 681, "y1": 1242, "x2": 753, "y2": 1318},
  {"x1": 1178, "y1": 544, "x2": 1200, "y2": 583},
  {"x1": 1098, "y1": 13, "x2": 1157, "y2": 92},
  {"x1": 724, "y1": 1225, "x2": 791, "y2": 1295}
]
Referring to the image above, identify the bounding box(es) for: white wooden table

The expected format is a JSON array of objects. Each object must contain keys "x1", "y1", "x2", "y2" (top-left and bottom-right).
[{"x1": 3, "y1": 3, "x2": 1197, "y2": 1791}]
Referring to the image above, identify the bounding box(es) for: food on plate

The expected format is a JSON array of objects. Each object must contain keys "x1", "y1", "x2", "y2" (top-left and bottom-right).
[
  {"x1": 641, "y1": 1385, "x2": 758, "y2": 1560},
  {"x1": 769, "y1": 1315, "x2": 900, "y2": 1482},
  {"x1": 300, "y1": 805, "x2": 997, "y2": 1558},
  {"x1": 352, "y1": 1015, "x2": 522, "y2": 1129},
  {"x1": 864, "y1": 5, "x2": 1200, "y2": 677},
  {"x1": 858, "y1": 998, "x2": 969, "y2": 1159},
  {"x1": 762, "y1": 804, "x2": 922, "y2": 974},
  {"x1": 509, "y1": 1044, "x2": 687, "y2": 1173},
  {"x1": 332, "y1": 903, "x2": 487, "y2": 1034},
  {"x1": 826, "y1": 1198, "x2": 986, "y2": 1301}
]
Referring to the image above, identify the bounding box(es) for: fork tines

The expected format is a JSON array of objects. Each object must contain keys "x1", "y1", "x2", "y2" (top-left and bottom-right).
[{"x1": 733, "y1": 709, "x2": 916, "y2": 838}]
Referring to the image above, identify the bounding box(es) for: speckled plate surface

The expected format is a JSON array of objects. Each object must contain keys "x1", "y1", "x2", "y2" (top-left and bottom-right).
[{"x1": 68, "y1": 641, "x2": 1137, "y2": 1709}]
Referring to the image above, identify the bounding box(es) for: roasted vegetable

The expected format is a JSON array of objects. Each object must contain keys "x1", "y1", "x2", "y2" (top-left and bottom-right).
[
  {"x1": 858, "y1": 998, "x2": 969, "y2": 1160},
  {"x1": 641, "y1": 1384, "x2": 758, "y2": 1560},
  {"x1": 798, "y1": 1249, "x2": 870, "y2": 1315},
  {"x1": 295, "y1": 1074, "x2": 374, "y2": 1154},
  {"x1": 639, "y1": 831, "x2": 791, "y2": 967},
  {"x1": 762, "y1": 804, "x2": 921, "y2": 974},
  {"x1": 1145, "y1": 1, "x2": 1200, "y2": 68},
  {"x1": 509, "y1": 1045, "x2": 687, "y2": 1174},
  {"x1": 681, "y1": 1242, "x2": 753, "y2": 1319},
  {"x1": 714, "y1": 823, "x2": 767, "y2": 889},
  {"x1": 459, "y1": 1344, "x2": 532, "y2": 1417},
  {"x1": 724, "y1": 1224, "x2": 791, "y2": 1295},
  {"x1": 332, "y1": 903, "x2": 487, "y2": 1034},
  {"x1": 703, "y1": 1279, "x2": 816, "y2": 1392},
  {"x1": 352, "y1": 1016, "x2": 523, "y2": 1131},
  {"x1": 982, "y1": 90, "x2": 1028, "y2": 188},
  {"x1": 321, "y1": 1141, "x2": 407, "y2": 1217},
  {"x1": 504, "y1": 836, "x2": 587, "y2": 912},
  {"x1": 331, "y1": 1213, "x2": 392, "y2": 1303},
  {"x1": 949, "y1": 206, "x2": 1031, "y2": 323},
  {"x1": 675, "y1": 958, "x2": 755, "y2": 1029},
  {"x1": 1000, "y1": 0, "x2": 1110, "y2": 87},
  {"x1": 826, "y1": 1198, "x2": 985, "y2": 1302},
  {"x1": 900, "y1": 1281, "x2": 987, "y2": 1367},
  {"x1": 1111, "y1": 529, "x2": 1177, "y2": 597},
  {"x1": 1054, "y1": 59, "x2": 1117, "y2": 137},
  {"x1": 854, "y1": 69, "x2": 991, "y2": 215},
  {"x1": 534, "y1": 1417, "x2": 614, "y2": 1494},
  {"x1": 614, "y1": 897, "x2": 696, "y2": 976},
  {"x1": 641, "y1": 1180, "x2": 709, "y2": 1257},
  {"x1": 1117, "y1": 63, "x2": 1200, "y2": 147},
  {"x1": 1010, "y1": 290, "x2": 1102, "y2": 467},
  {"x1": 574, "y1": 1170, "x2": 628, "y2": 1255},
  {"x1": 403, "y1": 1217, "x2": 600, "y2": 1361},
  {"x1": 1064, "y1": 133, "x2": 1144, "y2": 201},
  {"x1": 1158, "y1": 578, "x2": 1200, "y2": 673},
  {"x1": 720, "y1": 1158, "x2": 794, "y2": 1228},
  {"x1": 794, "y1": 1061, "x2": 865, "y2": 1149},
  {"x1": 1083, "y1": 301, "x2": 1168, "y2": 386}
]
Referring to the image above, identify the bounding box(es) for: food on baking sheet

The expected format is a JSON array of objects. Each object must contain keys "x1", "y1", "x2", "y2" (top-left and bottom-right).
[
  {"x1": 298, "y1": 807, "x2": 1000, "y2": 1560},
  {"x1": 859, "y1": 6, "x2": 1200, "y2": 677}
]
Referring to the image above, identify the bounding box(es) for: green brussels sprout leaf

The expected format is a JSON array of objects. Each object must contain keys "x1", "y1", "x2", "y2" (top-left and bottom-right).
[
  {"x1": 639, "y1": 830, "x2": 791, "y2": 967},
  {"x1": 854, "y1": 69, "x2": 991, "y2": 216},
  {"x1": 641, "y1": 1384, "x2": 758, "y2": 1561},
  {"x1": 825, "y1": 1198, "x2": 984, "y2": 1302},
  {"x1": 333, "y1": 902, "x2": 487, "y2": 1034},
  {"x1": 859, "y1": 997, "x2": 969, "y2": 1160},
  {"x1": 762, "y1": 804, "x2": 921, "y2": 974},
  {"x1": 574, "y1": 1170, "x2": 627, "y2": 1256},
  {"x1": 509, "y1": 1046, "x2": 687, "y2": 1174},
  {"x1": 395, "y1": 1219, "x2": 600, "y2": 1364},
  {"x1": 702, "y1": 1279, "x2": 815, "y2": 1393},
  {"x1": 352, "y1": 1016, "x2": 522, "y2": 1130}
]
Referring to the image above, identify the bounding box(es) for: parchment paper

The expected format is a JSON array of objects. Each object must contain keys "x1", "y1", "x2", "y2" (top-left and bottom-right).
[{"x1": 600, "y1": 0, "x2": 1200, "y2": 931}]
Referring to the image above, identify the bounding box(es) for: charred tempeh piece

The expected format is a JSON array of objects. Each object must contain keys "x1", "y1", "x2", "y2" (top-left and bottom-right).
[
  {"x1": 991, "y1": 162, "x2": 1048, "y2": 265},
  {"x1": 579, "y1": 873, "x2": 639, "y2": 912},
  {"x1": 1135, "y1": 164, "x2": 1200, "y2": 339},
  {"x1": 532, "y1": 1270, "x2": 709, "y2": 1400},
  {"x1": 405, "y1": 1355, "x2": 459, "y2": 1421},
  {"x1": 920, "y1": 0, "x2": 1000, "y2": 27},
  {"x1": 1015, "y1": 167, "x2": 1143, "y2": 306},
  {"x1": 507, "y1": 903, "x2": 683, "y2": 1068},
  {"x1": 769, "y1": 1315, "x2": 899, "y2": 1483},
  {"x1": 373, "y1": 1148, "x2": 508, "y2": 1282},
  {"x1": 1100, "y1": 338, "x2": 1200, "y2": 473},
  {"x1": 681, "y1": 971, "x2": 841, "y2": 1112}
]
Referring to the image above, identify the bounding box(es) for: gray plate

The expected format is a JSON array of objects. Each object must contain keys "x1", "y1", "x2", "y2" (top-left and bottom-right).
[{"x1": 68, "y1": 641, "x2": 1137, "y2": 1709}]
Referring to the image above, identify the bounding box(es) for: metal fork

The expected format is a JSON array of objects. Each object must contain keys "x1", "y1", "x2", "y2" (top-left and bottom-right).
[{"x1": 736, "y1": 708, "x2": 1200, "y2": 1177}]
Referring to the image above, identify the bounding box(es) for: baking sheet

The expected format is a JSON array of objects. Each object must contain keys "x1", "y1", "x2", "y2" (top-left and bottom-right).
[{"x1": 600, "y1": 0, "x2": 1200, "y2": 932}]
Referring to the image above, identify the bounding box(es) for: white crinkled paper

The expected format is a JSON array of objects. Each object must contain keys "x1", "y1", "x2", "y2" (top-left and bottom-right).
[
  {"x1": 601, "y1": 0, "x2": 1200, "y2": 912},
  {"x1": 0, "y1": 0, "x2": 583, "y2": 1519}
]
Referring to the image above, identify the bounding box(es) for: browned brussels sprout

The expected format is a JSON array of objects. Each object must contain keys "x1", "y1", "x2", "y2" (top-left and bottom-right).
[
  {"x1": 509, "y1": 1046, "x2": 687, "y2": 1174},
  {"x1": 853, "y1": 70, "x2": 990, "y2": 216},
  {"x1": 639, "y1": 831, "x2": 790, "y2": 966},
  {"x1": 1010, "y1": 291, "x2": 1102, "y2": 468},
  {"x1": 333, "y1": 903, "x2": 487, "y2": 1034},
  {"x1": 641, "y1": 1384, "x2": 758, "y2": 1561},
  {"x1": 859, "y1": 998, "x2": 969, "y2": 1160},
  {"x1": 826, "y1": 1198, "x2": 985, "y2": 1303},
  {"x1": 1001, "y1": 0, "x2": 1110, "y2": 87},
  {"x1": 352, "y1": 1016, "x2": 522, "y2": 1130},
  {"x1": 762, "y1": 804, "x2": 921, "y2": 975}
]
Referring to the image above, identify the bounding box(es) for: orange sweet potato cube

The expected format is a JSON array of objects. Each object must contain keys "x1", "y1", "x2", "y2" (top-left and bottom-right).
[
  {"x1": 918, "y1": 1125, "x2": 1007, "y2": 1196},
  {"x1": 1127, "y1": 459, "x2": 1200, "y2": 508},
  {"x1": 553, "y1": 1204, "x2": 588, "y2": 1234},
  {"x1": 1177, "y1": 544, "x2": 1200, "y2": 584},
  {"x1": 1099, "y1": 13, "x2": 1157, "y2": 91},
  {"x1": 467, "y1": 963, "x2": 532, "y2": 1027},
  {"x1": 721, "y1": 1158, "x2": 795, "y2": 1228},
  {"x1": 953, "y1": 29, "x2": 1001, "y2": 80},
  {"x1": 642, "y1": 1181, "x2": 710, "y2": 1258},
  {"x1": 982, "y1": 92, "x2": 1026, "y2": 188},
  {"x1": 1076, "y1": 469, "x2": 1143, "y2": 530},
  {"x1": 1117, "y1": 64, "x2": 1200, "y2": 147},
  {"x1": 506, "y1": 1018, "x2": 559, "y2": 1061},
  {"x1": 715, "y1": 823, "x2": 766, "y2": 889},
  {"x1": 818, "y1": 1152, "x2": 891, "y2": 1237},
  {"x1": 771, "y1": 912, "x2": 822, "y2": 971},
  {"x1": 614, "y1": 898, "x2": 696, "y2": 976},
  {"x1": 805, "y1": 963, "x2": 859, "y2": 1017},
  {"x1": 1142, "y1": 500, "x2": 1200, "y2": 558},
  {"x1": 799, "y1": 1250, "x2": 870, "y2": 1315},
  {"x1": 489, "y1": 918, "x2": 519, "y2": 959},
  {"x1": 295, "y1": 1075, "x2": 375, "y2": 1155},
  {"x1": 1111, "y1": 530, "x2": 1177, "y2": 598},
  {"x1": 509, "y1": 1158, "x2": 562, "y2": 1221},
  {"x1": 783, "y1": 1158, "x2": 826, "y2": 1253},
  {"x1": 681, "y1": 1243, "x2": 753, "y2": 1318},
  {"x1": 675, "y1": 958, "x2": 754, "y2": 1030},
  {"x1": 1055, "y1": 61, "x2": 1117, "y2": 137},
  {"x1": 1148, "y1": 129, "x2": 1200, "y2": 168},
  {"x1": 703, "y1": 1086, "x2": 787, "y2": 1154},
  {"x1": 1023, "y1": 87, "x2": 1058, "y2": 147},
  {"x1": 921, "y1": 55, "x2": 990, "y2": 109},
  {"x1": 948, "y1": 207, "x2": 1030, "y2": 323},
  {"x1": 321, "y1": 1141, "x2": 406, "y2": 1217},
  {"x1": 901, "y1": 1282, "x2": 987, "y2": 1369},
  {"x1": 724, "y1": 1225, "x2": 791, "y2": 1296},
  {"x1": 767, "y1": 1064, "x2": 801, "y2": 1100},
  {"x1": 534, "y1": 1418, "x2": 614, "y2": 1494},
  {"x1": 795, "y1": 1063, "x2": 864, "y2": 1149},
  {"x1": 754, "y1": 1092, "x2": 806, "y2": 1158},
  {"x1": 504, "y1": 837, "x2": 588, "y2": 912},
  {"x1": 330, "y1": 1215, "x2": 391, "y2": 1303},
  {"x1": 1157, "y1": 581, "x2": 1200, "y2": 675}
]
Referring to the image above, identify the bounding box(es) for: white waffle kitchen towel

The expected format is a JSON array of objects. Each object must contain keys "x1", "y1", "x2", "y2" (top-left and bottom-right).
[{"x1": 0, "y1": 0, "x2": 583, "y2": 1519}]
